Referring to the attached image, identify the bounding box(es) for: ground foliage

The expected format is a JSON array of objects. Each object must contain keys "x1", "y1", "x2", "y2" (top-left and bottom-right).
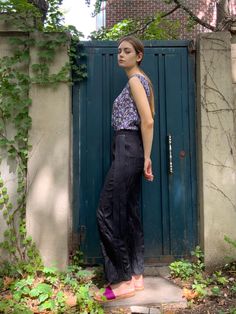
[
  {"x1": 168, "y1": 241, "x2": 236, "y2": 314},
  {"x1": 0, "y1": 253, "x2": 104, "y2": 313},
  {"x1": 101, "y1": 243, "x2": 236, "y2": 314}
]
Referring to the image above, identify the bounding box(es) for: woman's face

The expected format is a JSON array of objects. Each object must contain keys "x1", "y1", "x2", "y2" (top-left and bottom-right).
[{"x1": 117, "y1": 40, "x2": 142, "y2": 69}]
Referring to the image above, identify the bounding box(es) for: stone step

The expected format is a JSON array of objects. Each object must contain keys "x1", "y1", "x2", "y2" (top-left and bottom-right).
[{"x1": 103, "y1": 276, "x2": 187, "y2": 312}]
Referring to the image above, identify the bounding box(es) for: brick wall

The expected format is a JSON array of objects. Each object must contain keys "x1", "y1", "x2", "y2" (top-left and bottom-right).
[{"x1": 105, "y1": 0, "x2": 236, "y2": 40}]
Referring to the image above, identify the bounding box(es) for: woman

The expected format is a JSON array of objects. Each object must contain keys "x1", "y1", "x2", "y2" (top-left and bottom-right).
[{"x1": 95, "y1": 36, "x2": 155, "y2": 302}]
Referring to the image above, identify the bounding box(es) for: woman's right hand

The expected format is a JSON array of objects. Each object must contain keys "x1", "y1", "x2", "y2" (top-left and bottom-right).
[{"x1": 143, "y1": 157, "x2": 154, "y2": 181}]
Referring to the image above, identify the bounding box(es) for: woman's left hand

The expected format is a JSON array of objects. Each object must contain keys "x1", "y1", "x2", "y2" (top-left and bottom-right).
[{"x1": 143, "y1": 157, "x2": 154, "y2": 181}]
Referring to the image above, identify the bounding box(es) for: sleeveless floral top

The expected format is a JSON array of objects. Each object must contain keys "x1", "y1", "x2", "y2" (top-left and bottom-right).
[{"x1": 111, "y1": 74, "x2": 150, "y2": 131}]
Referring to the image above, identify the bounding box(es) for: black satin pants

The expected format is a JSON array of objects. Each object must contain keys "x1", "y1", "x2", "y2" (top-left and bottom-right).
[{"x1": 97, "y1": 129, "x2": 144, "y2": 284}]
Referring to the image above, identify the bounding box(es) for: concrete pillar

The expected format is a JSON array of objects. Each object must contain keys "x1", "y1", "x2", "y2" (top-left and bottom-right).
[
  {"x1": 231, "y1": 32, "x2": 236, "y2": 128},
  {"x1": 196, "y1": 32, "x2": 236, "y2": 268},
  {"x1": 0, "y1": 25, "x2": 71, "y2": 268},
  {"x1": 0, "y1": 24, "x2": 28, "y2": 257},
  {"x1": 26, "y1": 33, "x2": 71, "y2": 269}
]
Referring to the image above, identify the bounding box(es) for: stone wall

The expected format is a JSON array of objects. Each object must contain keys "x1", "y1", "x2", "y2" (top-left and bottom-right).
[
  {"x1": 196, "y1": 31, "x2": 236, "y2": 268},
  {"x1": 0, "y1": 24, "x2": 71, "y2": 269}
]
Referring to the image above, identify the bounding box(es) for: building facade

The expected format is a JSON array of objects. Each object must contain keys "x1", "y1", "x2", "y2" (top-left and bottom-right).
[{"x1": 98, "y1": 0, "x2": 236, "y2": 39}]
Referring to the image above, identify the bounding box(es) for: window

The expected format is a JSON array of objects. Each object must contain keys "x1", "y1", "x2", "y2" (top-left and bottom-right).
[{"x1": 96, "y1": 1, "x2": 106, "y2": 29}]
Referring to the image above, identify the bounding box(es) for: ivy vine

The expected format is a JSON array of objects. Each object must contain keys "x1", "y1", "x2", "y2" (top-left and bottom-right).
[{"x1": 0, "y1": 0, "x2": 86, "y2": 269}]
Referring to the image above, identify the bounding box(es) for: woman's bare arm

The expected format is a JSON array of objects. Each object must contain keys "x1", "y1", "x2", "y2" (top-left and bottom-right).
[{"x1": 129, "y1": 76, "x2": 154, "y2": 181}]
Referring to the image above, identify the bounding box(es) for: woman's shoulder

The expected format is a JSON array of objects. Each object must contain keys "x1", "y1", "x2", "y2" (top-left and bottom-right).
[
  {"x1": 129, "y1": 73, "x2": 148, "y2": 82},
  {"x1": 128, "y1": 73, "x2": 150, "y2": 95}
]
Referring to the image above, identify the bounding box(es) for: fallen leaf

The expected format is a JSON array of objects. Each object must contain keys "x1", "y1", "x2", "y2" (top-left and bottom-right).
[
  {"x1": 4, "y1": 294, "x2": 12, "y2": 300},
  {"x1": 218, "y1": 299, "x2": 226, "y2": 306},
  {"x1": 64, "y1": 291, "x2": 77, "y2": 307},
  {"x1": 182, "y1": 287, "x2": 199, "y2": 300},
  {"x1": 3, "y1": 277, "x2": 14, "y2": 288}
]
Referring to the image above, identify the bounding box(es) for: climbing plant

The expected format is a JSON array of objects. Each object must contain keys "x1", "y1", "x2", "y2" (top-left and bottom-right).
[{"x1": 0, "y1": 0, "x2": 85, "y2": 269}]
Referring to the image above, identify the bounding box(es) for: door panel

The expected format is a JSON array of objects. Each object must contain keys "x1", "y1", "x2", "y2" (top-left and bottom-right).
[{"x1": 73, "y1": 41, "x2": 197, "y2": 263}]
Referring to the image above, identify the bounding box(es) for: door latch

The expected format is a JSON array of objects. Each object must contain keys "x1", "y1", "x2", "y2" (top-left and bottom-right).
[{"x1": 167, "y1": 134, "x2": 173, "y2": 175}]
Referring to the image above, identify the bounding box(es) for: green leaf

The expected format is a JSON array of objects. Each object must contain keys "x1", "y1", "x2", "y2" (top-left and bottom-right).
[
  {"x1": 3, "y1": 194, "x2": 9, "y2": 201},
  {"x1": 7, "y1": 203, "x2": 13, "y2": 210},
  {"x1": 43, "y1": 266, "x2": 58, "y2": 275},
  {"x1": 29, "y1": 288, "x2": 40, "y2": 297},
  {"x1": 56, "y1": 291, "x2": 64, "y2": 299},
  {"x1": 14, "y1": 277, "x2": 34, "y2": 289},
  {"x1": 39, "y1": 299, "x2": 55, "y2": 311},
  {"x1": 25, "y1": 236, "x2": 32, "y2": 243},
  {"x1": 0, "y1": 139, "x2": 7, "y2": 148},
  {"x1": 13, "y1": 290, "x2": 22, "y2": 302},
  {"x1": 10, "y1": 247, "x2": 16, "y2": 254},
  {"x1": 224, "y1": 235, "x2": 236, "y2": 249},
  {"x1": 38, "y1": 293, "x2": 49, "y2": 303},
  {"x1": 231, "y1": 285, "x2": 236, "y2": 293},
  {"x1": 31, "y1": 283, "x2": 52, "y2": 296},
  {"x1": 22, "y1": 286, "x2": 31, "y2": 295},
  {"x1": 3, "y1": 229, "x2": 10, "y2": 237},
  {"x1": 1, "y1": 187, "x2": 7, "y2": 194},
  {"x1": 211, "y1": 286, "x2": 221, "y2": 296}
]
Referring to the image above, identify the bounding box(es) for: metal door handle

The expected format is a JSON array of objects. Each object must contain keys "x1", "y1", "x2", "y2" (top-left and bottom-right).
[{"x1": 167, "y1": 134, "x2": 173, "y2": 174}]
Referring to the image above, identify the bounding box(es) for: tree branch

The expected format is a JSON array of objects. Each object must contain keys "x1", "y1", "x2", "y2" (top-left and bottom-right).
[
  {"x1": 172, "y1": 0, "x2": 216, "y2": 31},
  {"x1": 216, "y1": 0, "x2": 230, "y2": 26},
  {"x1": 28, "y1": 0, "x2": 48, "y2": 21},
  {"x1": 161, "y1": 4, "x2": 181, "y2": 18},
  {"x1": 127, "y1": 4, "x2": 180, "y2": 36},
  {"x1": 207, "y1": 181, "x2": 236, "y2": 211},
  {"x1": 0, "y1": 133, "x2": 26, "y2": 172},
  {"x1": 216, "y1": 15, "x2": 236, "y2": 31}
]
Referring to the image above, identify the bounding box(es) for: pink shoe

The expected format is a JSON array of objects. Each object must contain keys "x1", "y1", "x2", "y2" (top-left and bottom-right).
[
  {"x1": 94, "y1": 281, "x2": 135, "y2": 303},
  {"x1": 132, "y1": 275, "x2": 144, "y2": 291}
]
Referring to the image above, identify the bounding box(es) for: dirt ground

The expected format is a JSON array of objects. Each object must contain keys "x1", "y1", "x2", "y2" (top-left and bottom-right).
[{"x1": 103, "y1": 262, "x2": 236, "y2": 314}]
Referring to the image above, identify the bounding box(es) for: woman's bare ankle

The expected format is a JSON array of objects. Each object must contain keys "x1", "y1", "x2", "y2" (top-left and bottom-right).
[
  {"x1": 132, "y1": 274, "x2": 144, "y2": 290},
  {"x1": 133, "y1": 274, "x2": 143, "y2": 280},
  {"x1": 110, "y1": 280, "x2": 134, "y2": 296}
]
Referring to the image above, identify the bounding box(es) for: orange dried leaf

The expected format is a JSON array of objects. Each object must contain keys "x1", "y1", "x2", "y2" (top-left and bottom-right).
[
  {"x1": 183, "y1": 287, "x2": 199, "y2": 300},
  {"x1": 4, "y1": 294, "x2": 12, "y2": 300},
  {"x1": 3, "y1": 277, "x2": 14, "y2": 288},
  {"x1": 64, "y1": 291, "x2": 77, "y2": 307}
]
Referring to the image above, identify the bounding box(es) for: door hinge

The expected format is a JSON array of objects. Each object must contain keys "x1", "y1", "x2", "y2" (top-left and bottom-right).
[{"x1": 79, "y1": 225, "x2": 86, "y2": 245}]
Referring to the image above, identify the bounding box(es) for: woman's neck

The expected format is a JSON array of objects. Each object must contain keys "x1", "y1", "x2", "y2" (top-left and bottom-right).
[{"x1": 125, "y1": 67, "x2": 143, "y2": 79}]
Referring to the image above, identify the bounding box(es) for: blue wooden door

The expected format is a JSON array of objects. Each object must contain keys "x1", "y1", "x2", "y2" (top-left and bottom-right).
[{"x1": 73, "y1": 41, "x2": 197, "y2": 264}]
